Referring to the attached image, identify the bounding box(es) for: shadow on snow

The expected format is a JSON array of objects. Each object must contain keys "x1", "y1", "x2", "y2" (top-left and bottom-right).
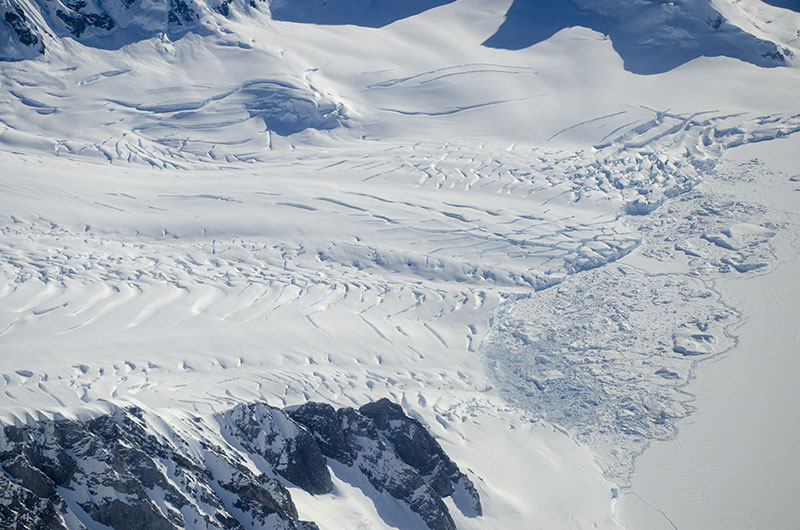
[
  {"x1": 482, "y1": 0, "x2": 788, "y2": 75},
  {"x1": 269, "y1": 0, "x2": 455, "y2": 28}
]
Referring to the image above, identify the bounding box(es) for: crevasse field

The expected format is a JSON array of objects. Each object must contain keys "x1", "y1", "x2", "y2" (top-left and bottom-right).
[{"x1": 1, "y1": 1, "x2": 799, "y2": 529}]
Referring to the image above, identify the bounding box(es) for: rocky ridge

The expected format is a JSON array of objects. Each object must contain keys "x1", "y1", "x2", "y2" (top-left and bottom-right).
[
  {"x1": 0, "y1": 398, "x2": 480, "y2": 530},
  {"x1": 0, "y1": 0, "x2": 267, "y2": 60}
]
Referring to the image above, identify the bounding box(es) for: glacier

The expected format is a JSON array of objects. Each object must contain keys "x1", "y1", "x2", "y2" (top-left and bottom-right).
[{"x1": 1, "y1": 0, "x2": 799, "y2": 529}]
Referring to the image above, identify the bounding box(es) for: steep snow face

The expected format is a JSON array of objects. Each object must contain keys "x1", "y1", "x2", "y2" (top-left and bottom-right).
[{"x1": 484, "y1": 0, "x2": 792, "y2": 73}]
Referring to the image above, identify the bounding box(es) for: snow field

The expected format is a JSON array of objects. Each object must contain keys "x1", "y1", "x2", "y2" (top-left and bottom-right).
[{"x1": 1, "y1": 0, "x2": 800, "y2": 527}]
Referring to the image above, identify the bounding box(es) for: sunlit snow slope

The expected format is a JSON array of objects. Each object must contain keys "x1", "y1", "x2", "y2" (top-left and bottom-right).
[{"x1": 1, "y1": 0, "x2": 800, "y2": 529}]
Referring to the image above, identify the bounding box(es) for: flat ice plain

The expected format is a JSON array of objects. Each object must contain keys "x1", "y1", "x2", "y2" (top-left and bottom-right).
[
  {"x1": 1, "y1": 0, "x2": 799, "y2": 528},
  {"x1": 616, "y1": 135, "x2": 800, "y2": 530}
]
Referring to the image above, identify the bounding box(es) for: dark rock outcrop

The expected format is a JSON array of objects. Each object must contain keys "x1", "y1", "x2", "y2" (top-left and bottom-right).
[
  {"x1": 360, "y1": 398, "x2": 482, "y2": 517},
  {"x1": 336, "y1": 406, "x2": 456, "y2": 530},
  {"x1": 1, "y1": 398, "x2": 479, "y2": 530},
  {"x1": 0, "y1": 2, "x2": 45, "y2": 59},
  {"x1": 0, "y1": 472, "x2": 66, "y2": 530},
  {"x1": 287, "y1": 401, "x2": 353, "y2": 464},
  {"x1": 0, "y1": 0, "x2": 224, "y2": 60},
  {"x1": 0, "y1": 407, "x2": 318, "y2": 530},
  {"x1": 291, "y1": 400, "x2": 482, "y2": 529},
  {"x1": 220, "y1": 402, "x2": 333, "y2": 495}
]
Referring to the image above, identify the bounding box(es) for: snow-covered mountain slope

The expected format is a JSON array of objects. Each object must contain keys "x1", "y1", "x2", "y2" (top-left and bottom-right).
[
  {"x1": 1, "y1": 398, "x2": 481, "y2": 530},
  {"x1": 0, "y1": 0, "x2": 460, "y2": 61},
  {"x1": 483, "y1": 0, "x2": 794, "y2": 73},
  {"x1": 1, "y1": 0, "x2": 799, "y2": 529},
  {"x1": 2, "y1": 0, "x2": 798, "y2": 69}
]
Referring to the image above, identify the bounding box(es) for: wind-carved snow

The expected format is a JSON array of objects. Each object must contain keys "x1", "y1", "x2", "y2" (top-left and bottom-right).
[
  {"x1": 1, "y1": 109, "x2": 795, "y2": 426},
  {"x1": 0, "y1": 57, "x2": 347, "y2": 166},
  {"x1": 0, "y1": 138, "x2": 638, "y2": 414}
]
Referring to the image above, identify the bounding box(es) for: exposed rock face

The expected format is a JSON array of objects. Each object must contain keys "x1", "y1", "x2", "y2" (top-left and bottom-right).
[
  {"x1": 0, "y1": 472, "x2": 66, "y2": 529},
  {"x1": 286, "y1": 401, "x2": 354, "y2": 465},
  {"x1": 291, "y1": 400, "x2": 482, "y2": 529},
  {"x1": 220, "y1": 402, "x2": 333, "y2": 495},
  {"x1": 0, "y1": 2, "x2": 45, "y2": 59},
  {"x1": 0, "y1": 407, "x2": 317, "y2": 530},
  {"x1": 0, "y1": 399, "x2": 480, "y2": 530},
  {"x1": 336, "y1": 406, "x2": 457, "y2": 530},
  {"x1": 0, "y1": 0, "x2": 268, "y2": 60},
  {"x1": 360, "y1": 398, "x2": 482, "y2": 517}
]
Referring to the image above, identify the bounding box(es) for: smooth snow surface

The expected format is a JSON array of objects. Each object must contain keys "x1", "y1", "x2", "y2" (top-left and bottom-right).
[
  {"x1": 1, "y1": 0, "x2": 799, "y2": 528},
  {"x1": 616, "y1": 134, "x2": 800, "y2": 530}
]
